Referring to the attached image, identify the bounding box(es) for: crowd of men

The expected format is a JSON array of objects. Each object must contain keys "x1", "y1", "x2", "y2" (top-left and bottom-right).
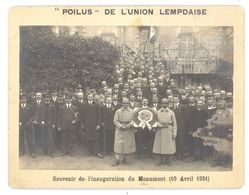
[{"x1": 19, "y1": 54, "x2": 233, "y2": 167}]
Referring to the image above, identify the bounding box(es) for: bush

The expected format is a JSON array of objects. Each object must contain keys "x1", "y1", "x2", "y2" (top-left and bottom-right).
[{"x1": 20, "y1": 26, "x2": 120, "y2": 91}]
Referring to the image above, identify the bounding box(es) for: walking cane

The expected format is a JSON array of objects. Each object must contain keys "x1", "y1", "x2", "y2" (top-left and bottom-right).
[{"x1": 103, "y1": 125, "x2": 106, "y2": 155}]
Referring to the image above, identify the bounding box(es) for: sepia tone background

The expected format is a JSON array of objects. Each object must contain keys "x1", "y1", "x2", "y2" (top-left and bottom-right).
[
  {"x1": 9, "y1": 6, "x2": 244, "y2": 188},
  {"x1": 19, "y1": 25, "x2": 233, "y2": 171}
]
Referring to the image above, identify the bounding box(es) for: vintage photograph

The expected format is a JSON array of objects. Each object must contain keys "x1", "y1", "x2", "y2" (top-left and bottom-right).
[{"x1": 18, "y1": 25, "x2": 233, "y2": 171}]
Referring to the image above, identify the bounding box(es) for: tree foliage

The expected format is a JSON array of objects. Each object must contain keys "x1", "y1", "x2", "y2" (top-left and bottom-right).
[{"x1": 20, "y1": 26, "x2": 120, "y2": 91}]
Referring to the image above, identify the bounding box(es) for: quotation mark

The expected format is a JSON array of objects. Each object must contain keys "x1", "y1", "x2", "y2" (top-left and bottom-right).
[{"x1": 55, "y1": 8, "x2": 59, "y2": 11}]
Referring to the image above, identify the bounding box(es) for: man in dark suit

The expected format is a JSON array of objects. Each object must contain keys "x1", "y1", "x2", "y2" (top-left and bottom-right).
[
  {"x1": 190, "y1": 100, "x2": 208, "y2": 160},
  {"x1": 30, "y1": 92, "x2": 46, "y2": 155},
  {"x1": 128, "y1": 94, "x2": 137, "y2": 109},
  {"x1": 168, "y1": 95, "x2": 174, "y2": 110},
  {"x1": 51, "y1": 90, "x2": 58, "y2": 105},
  {"x1": 148, "y1": 87, "x2": 161, "y2": 105},
  {"x1": 113, "y1": 84, "x2": 121, "y2": 100},
  {"x1": 73, "y1": 90, "x2": 85, "y2": 144},
  {"x1": 117, "y1": 77, "x2": 124, "y2": 90},
  {"x1": 185, "y1": 95, "x2": 197, "y2": 158},
  {"x1": 19, "y1": 94, "x2": 36, "y2": 158},
  {"x1": 54, "y1": 92, "x2": 64, "y2": 150},
  {"x1": 157, "y1": 76, "x2": 166, "y2": 98},
  {"x1": 96, "y1": 94, "x2": 106, "y2": 156},
  {"x1": 119, "y1": 91, "x2": 128, "y2": 103},
  {"x1": 135, "y1": 90, "x2": 143, "y2": 107},
  {"x1": 128, "y1": 80, "x2": 136, "y2": 96},
  {"x1": 134, "y1": 98, "x2": 152, "y2": 159},
  {"x1": 173, "y1": 96, "x2": 187, "y2": 160},
  {"x1": 43, "y1": 94, "x2": 56, "y2": 157},
  {"x1": 179, "y1": 89, "x2": 189, "y2": 105},
  {"x1": 141, "y1": 79, "x2": 150, "y2": 99},
  {"x1": 99, "y1": 81, "x2": 108, "y2": 95},
  {"x1": 80, "y1": 94, "x2": 103, "y2": 158},
  {"x1": 164, "y1": 73, "x2": 173, "y2": 89},
  {"x1": 28, "y1": 90, "x2": 36, "y2": 104},
  {"x1": 123, "y1": 83, "x2": 130, "y2": 94},
  {"x1": 205, "y1": 97, "x2": 217, "y2": 119},
  {"x1": 57, "y1": 92, "x2": 78, "y2": 156},
  {"x1": 112, "y1": 94, "x2": 121, "y2": 112},
  {"x1": 99, "y1": 97, "x2": 115, "y2": 155},
  {"x1": 194, "y1": 100, "x2": 208, "y2": 130},
  {"x1": 170, "y1": 82, "x2": 179, "y2": 96},
  {"x1": 150, "y1": 96, "x2": 160, "y2": 112},
  {"x1": 186, "y1": 95, "x2": 197, "y2": 133}
]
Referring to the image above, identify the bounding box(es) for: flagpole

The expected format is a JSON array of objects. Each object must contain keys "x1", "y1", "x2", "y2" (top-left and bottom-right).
[{"x1": 143, "y1": 28, "x2": 150, "y2": 54}]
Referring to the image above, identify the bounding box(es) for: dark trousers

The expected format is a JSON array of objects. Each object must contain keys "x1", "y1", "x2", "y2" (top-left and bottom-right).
[
  {"x1": 146, "y1": 129, "x2": 155, "y2": 154},
  {"x1": 75, "y1": 122, "x2": 84, "y2": 144},
  {"x1": 55, "y1": 129, "x2": 62, "y2": 150},
  {"x1": 86, "y1": 139, "x2": 100, "y2": 156},
  {"x1": 61, "y1": 128, "x2": 74, "y2": 154},
  {"x1": 34, "y1": 124, "x2": 46, "y2": 153},
  {"x1": 19, "y1": 128, "x2": 25, "y2": 155},
  {"x1": 135, "y1": 130, "x2": 143, "y2": 155},
  {"x1": 176, "y1": 127, "x2": 187, "y2": 155},
  {"x1": 185, "y1": 128, "x2": 196, "y2": 155},
  {"x1": 98, "y1": 128, "x2": 105, "y2": 154},
  {"x1": 135, "y1": 128, "x2": 155, "y2": 155},
  {"x1": 26, "y1": 127, "x2": 35, "y2": 154},
  {"x1": 45, "y1": 125, "x2": 55, "y2": 154},
  {"x1": 106, "y1": 129, "x2": 115, "y2": 154},
  {"x1": 188, "y1": 130, "x2": 204, "y2": 160},
  {"x1": 99, "y1": 127, "x2": 114, "y2": 154},
  {"x1": 20, "y1": 126, "x2": 35, "y2": 155},
  {"x1": 135, "y1": 128, "x2": 150, "y2": 155}
]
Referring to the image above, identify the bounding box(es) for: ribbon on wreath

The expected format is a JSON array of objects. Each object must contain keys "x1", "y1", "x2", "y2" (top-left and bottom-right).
[{"x1": 134, "y1": 108, "x2": 158, "y2": 130}]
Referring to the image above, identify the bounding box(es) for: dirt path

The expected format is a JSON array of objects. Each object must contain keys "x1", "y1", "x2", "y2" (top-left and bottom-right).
[{"x1": 19, "y1": 144, "x2": 231, "y2": 171}]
